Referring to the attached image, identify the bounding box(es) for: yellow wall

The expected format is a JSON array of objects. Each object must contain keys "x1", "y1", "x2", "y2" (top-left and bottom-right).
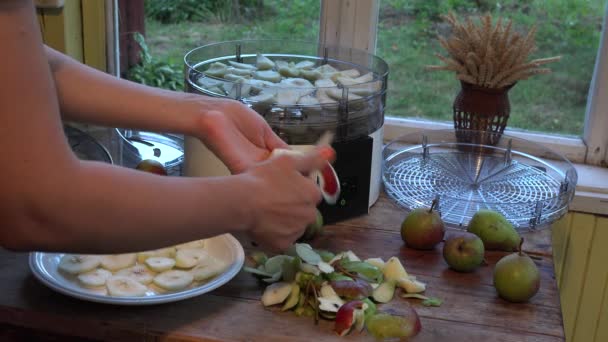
[
  {"x1": 553, "y1": 212, "x2": 608, "y2": 342},
  {"x1": 36, "y1": 0, "x2": 107, "y2": 71}
]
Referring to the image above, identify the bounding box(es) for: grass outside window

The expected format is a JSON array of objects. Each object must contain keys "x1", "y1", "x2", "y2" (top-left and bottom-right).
[{"x1": 141, "y1": 0, "x2": 606, "y2": 137}]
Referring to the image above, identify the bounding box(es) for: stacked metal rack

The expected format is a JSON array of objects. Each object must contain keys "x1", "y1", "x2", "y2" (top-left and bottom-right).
[{"x1": 382, "y1": 130, "x2": 577, "y2": 231}]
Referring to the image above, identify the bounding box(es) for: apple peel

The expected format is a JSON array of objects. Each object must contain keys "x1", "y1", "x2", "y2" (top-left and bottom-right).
[
  {"x1": 330, "y1": 279, "x2": 373, "y2": 300},
  {"x1": 334, "y1": 300, "x2": 368, "y2": 336},
  {"x1": 261, "y1": 281, "x2": 293, "y2": 307},
  {"x1": 364, "y1": 258, "x2": 385, "y2": 270},
  {"x1": 401, "y1": 293, "x2": 443, "y2": 307},
  {"x1": 397, "y1": 277, "x2": 427, "y2": 294}
]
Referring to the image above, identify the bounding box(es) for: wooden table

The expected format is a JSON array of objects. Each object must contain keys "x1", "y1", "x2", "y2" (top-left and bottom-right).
[{"x1": 0, "y1": 194, "x2": 565, "y2": 341}]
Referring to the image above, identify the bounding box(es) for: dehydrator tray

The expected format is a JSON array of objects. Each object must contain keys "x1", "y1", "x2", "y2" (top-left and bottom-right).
[
  {"x1": 382, "y1": 130, "x2": 577, "y2": 231},
  {"x1": 184, "y1": 40, "x2": 388, "y2": 144}
]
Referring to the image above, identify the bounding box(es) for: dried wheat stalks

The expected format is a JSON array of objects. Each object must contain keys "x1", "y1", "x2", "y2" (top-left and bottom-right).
[{"x1": 426, "y1": 12, "x2": 561, "y2": 89}]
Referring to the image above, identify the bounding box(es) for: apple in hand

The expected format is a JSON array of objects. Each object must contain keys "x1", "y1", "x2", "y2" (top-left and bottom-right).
[
  {"x1": 443, "y1": 232, "x2": 485, "y2": 272},
  {"x1": 334, "y1": 300, "x2": 368, "y2": 336},
  {"x1": 299, "y1": 209, "x2": 324, "y2": 241},
  {"x1": 401, "y1": 199, "x2": 445, "y2": 250},
  {"x1": 136, "y1": 159, "x2": 167, "y2": 176}
]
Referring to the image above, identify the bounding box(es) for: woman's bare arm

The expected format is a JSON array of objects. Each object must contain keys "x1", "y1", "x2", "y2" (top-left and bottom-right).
[
  {"x1": 45, "y1": 45, "x2": 207, "y2": 136},
  {"x1": 44, "y1": 42, "x2": 288, "y2": 174},
  {"x1": 0, "y1": 0, "x2": 324, "y2": 254}
]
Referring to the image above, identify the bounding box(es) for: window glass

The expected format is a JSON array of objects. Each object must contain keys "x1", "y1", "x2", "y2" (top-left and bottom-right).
[
  {"x1": 144, "y1": 0, "x2": 320, "y2": 66},
  {"x1": 377, "y1": 0, "x2": 606, "y2": 136}
]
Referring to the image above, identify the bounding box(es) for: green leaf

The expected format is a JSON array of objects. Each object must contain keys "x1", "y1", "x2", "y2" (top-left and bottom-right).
[
  {"x1": 282, "y1": 257, "x2": 301, "y2": 282},
  {"x1": 295, "y1": 271, "x2": 314, "y2": 288},
  {"x1": 262, "y1": 271, "x2": 283, "y2": 283},
  {"x1": 284, "y1": 244, "x2": 298, "y2": 257},
  {"x1": 242, "y1": 266, "x2": 273, "y2": 277},
  {"x1": 340, "y1": 260, "x2": 383, "y2": 283},
  {"x1": 250, "y1": 251, "x2": 268, "y2": 266},
  {"x1": 362, "y1": 298, "x2": 377, "y2": 320},
  {"x1": 325, "y1": 272, "x2": 353, "y2": 282},
  {"x1": 315, "y1": 249, "x2": 335, "y2": 262},
  {"x1": 401, "y1": 293, "x2": 428, "y2": 300},
  {"x1": 264, "y1": 255, "x2": 293, "y2": 275},
  {"x1": 132, "y1": 32, "x2": 151, "y2": 64},
  {"x1": 422, "y1": 297, "x2": 443, "y2": 307},
  {"x1": 295, "y1": 243, "x2": 321, "y2": 265},
  {"x1": 401, "y1": 293, "x2": 443, "y2": 307}
]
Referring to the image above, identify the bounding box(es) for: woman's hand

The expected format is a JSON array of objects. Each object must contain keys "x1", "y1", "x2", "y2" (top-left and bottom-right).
[
  {"x1": 194, "y1": 98, "x2": 288, "y2": 174},
  {"x1": 235, "y1": 147, "x2": 330, "y2": 252}
]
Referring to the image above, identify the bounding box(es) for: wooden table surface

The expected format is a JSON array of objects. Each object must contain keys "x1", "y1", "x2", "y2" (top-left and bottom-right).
[{"x1": 0, "y1": 194, "x2": 565, "y2": 341}]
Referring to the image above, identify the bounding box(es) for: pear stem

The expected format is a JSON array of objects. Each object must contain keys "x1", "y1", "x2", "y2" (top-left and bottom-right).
[
  {"x1": 518, "y1": 237, "x2": 524, "y2": 256},
  {"x1": 429, "y1": 199, "x2": 438, "y2": 213}
]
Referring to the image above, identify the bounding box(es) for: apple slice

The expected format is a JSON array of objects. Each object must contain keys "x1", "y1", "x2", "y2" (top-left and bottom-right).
[
  {"x1": 383, "y1": 257, "x2": 409, "y2": 282},
  {"x1": 318, "y1": 283, "x2": 345, "y2": 313},
  {"x1": 299, "y1": 262, "x2": 321, "y2": 276},
  {"x1": 256, "y1": 54, "x2": 275, "y2": 70},
  {"x1": 281, "y1": 283, "x2": 301, "y2": 311},
  {"x1": 320, "y1": 282, "x2": 339, "y2": 298},
  {"x1": 261, "y1": 281, "x2": 293, "y2": 307},
  {"x1": 204, "y1": 62, "x2": 229, "y2": 77},
  {"x1": 372, "y1": 281, "x2": 396, "y2": 303},
  {"x1": 397, "y1": 277, "x2": 427, "y2": 294},
  {"x1": 334, "y1": 300, "x2": 368, "y2": 336},
  {"x1": 228, "y1": 60, "x2": 257, "y2": 70},
  {"x1": 365, "y1": 257, "x2": 386, "y2": 270}
]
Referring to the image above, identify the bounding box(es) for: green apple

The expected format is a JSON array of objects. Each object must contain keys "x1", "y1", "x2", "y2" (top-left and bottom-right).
[
  {"x1": 442, "y1": 232, "x2": 485, "y2": 272},
  {"x1": 299, "y1": 209, "x2": 323, "y2": 241}
]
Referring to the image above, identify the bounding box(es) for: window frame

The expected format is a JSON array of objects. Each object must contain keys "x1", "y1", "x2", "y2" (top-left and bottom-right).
[{"x1": 319, "y1": 0, "x2": 608, "y2": 166}]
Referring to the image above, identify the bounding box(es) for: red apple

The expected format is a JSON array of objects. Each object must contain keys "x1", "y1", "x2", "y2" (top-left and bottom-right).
[
  {"x1": 136, "y1": 159, "x2": 167, "y2": 176},
  {"x1": 400, "y1": 199, "x2": 445, "y2": 250}
]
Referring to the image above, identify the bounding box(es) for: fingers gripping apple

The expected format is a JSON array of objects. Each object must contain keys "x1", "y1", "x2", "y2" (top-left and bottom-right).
[{"x1": 268, "y1": 147, "x2": 340, "y2": 205}]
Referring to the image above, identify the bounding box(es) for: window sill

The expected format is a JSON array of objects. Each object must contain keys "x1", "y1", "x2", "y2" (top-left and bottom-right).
[
  {"x1": 569, "y1": 163, "x2": 608, "y2": 215},
  {"x1": 383, "y1": 117, "x2": 608, "y2": 215}
]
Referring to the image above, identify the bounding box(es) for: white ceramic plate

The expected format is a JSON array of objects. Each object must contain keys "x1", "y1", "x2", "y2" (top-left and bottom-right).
[{"x1": 29, "y1": 234, "x2": 244, "y2": 305}]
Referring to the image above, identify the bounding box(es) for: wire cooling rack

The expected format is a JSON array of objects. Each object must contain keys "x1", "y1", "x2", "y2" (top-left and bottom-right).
[{"x1": 382, "y1": 130, "x2": 577, "y2": 231}]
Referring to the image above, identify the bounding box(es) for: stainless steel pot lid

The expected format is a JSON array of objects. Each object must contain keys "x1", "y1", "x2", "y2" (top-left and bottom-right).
[
  {"x1": 117, "y1": 129, "x2": 184, "y2": 169},
  {"x1": 64, "y1": 124, "x2": 113, "y2": 164}
]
